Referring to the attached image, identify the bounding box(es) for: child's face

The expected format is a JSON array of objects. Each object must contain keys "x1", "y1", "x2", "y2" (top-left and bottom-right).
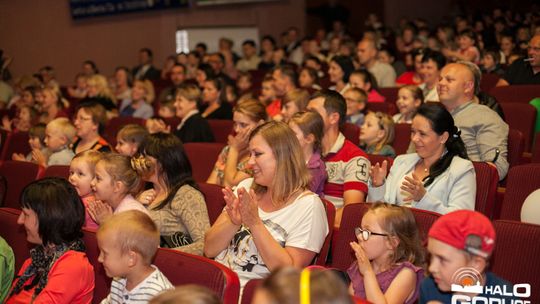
[
  {"x1": 44, "y1": 126, "x2": 66, "y2": 152},
  {"x1": 158, "y1": 106, "x2": 175, "y2": 119},
  {"x1": 481, "y1": 54, "x2": 495, "y2": 70},
  {"x1": 76, "y1": 76, "x2": 87, "y2": 90},
  {"x1": 115, "y1": 138, "x2": 139, "y2": 157},
  {"x1": 91, "y1": 161, "x2": 115, "y2": 202},
  {"x1": 349, "y1": 74, "x2": 369, "y2": 92},
  {"x1": 69, "y1": 158, "x2": 95, "y2": 197},
  {"x1": 356, "y1": 211, "x2": 392, "y2": 261},
  {"x1": 28, "y1": 136, "x2": 43, "y2": 150},
  {"x1": 289, "y1": 122, "x2": 312, "y2": 150},
  {"x1": 174, "y1": 95, "x2": 197, "y2": 119},
  {"x1": 236, "y1": 76, "x2": 252, "y2": 92},
  {"x1": 344, "y1": 90, "x2": 365, "y2": 116},
  {"x1": 280, "y1": 101, "x2": 300, "y2": 123},
  {"x1": 458, "y1": 35, "x2": 474, "y2": 49},
  {"x1": 427, "y1": 238, "x2": 473, "y2": 292},
  {"x1": 396, "y1": 88, "x2": 420, "y2": 116},
  {"x1": 97, "y1": 231, "x2": 131, "y2": 278},
  {"x1": 299, "y1": 70, "x2": 314, "y2": 88},
  {"x1": 360, "y1": 114, "x2": 384, "y2": 146},
  {"x1": 19, "y1": 107, "x2": 31, "y2": 123},
  {"x1": 259, "y1": 81, "x2": 275, "y2": 102}
]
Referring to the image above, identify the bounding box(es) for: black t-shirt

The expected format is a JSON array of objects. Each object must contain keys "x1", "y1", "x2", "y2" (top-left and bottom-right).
[{"x1": 502, "y1": 58, "x2": 540, "y2": 85}]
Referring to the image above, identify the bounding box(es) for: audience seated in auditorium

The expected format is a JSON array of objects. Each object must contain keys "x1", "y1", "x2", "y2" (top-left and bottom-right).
[
  {"x1": 72, "y1": 102, "x2": 112, "y2": 154},
  {"x1": 369, "y1": 103, "x2": 475, "y2": 214},
  {"x1": 360, "y1": 111, "x2": 396, "y2": 158},
  {"x1": 348, "y1": 203, "x2": 425, "y2": 303},
  {"x1": 204, "y1": 121, "x2": 328, "y2": 288},
  {"x1": 308, "y1": 90, "x2": 370, "y2": 227},
  {"x1": 5, "y1": 178, "x2": 94, "y2": 304},
  {"x1": 97, "y1": 210, "x2": 173, "y2": 303},
  {"x1": 132, "y1": 47, "x2": 161, "y2": 81},
  {"x1": 357, "y1": 39, "x2": 396, "y2": 88},
  {"x1": 439, "y1": 62, "x2": 509, "y2": 180},
  {"x1": 420, "y1": 210, "x2": 514, "y2": 303},
  {"x1": 497, "y1": 34, "x2": 540, "y2": 86},
  {"x1": 207, "y1": 99, "x2": 266, "y2": 188},
  {"x1": 134, "y1": 133, "x2": 210, "y2": 255},
  {"x1": 201, "y1": 77, "x2": 233, "y2": 120},
  {"x1": 158, "y1": 63, "x2": 186, "y2": 104}
]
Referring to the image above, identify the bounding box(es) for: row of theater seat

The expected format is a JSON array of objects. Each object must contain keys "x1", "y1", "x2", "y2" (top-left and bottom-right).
[{"x1": 2, "y1": 200, "x2": 539, "y2": 303}]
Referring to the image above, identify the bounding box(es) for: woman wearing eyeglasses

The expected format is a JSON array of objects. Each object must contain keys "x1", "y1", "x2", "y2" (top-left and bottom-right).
[
  {"x1": 368, "y1": 103, "x2": 476, "y2": 214},
  {"x1": 347, "y1": 203, "x2": 425, "y2": 304}
]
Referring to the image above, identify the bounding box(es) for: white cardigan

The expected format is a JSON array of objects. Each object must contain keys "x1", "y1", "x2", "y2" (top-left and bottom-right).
[{"x1": 368, "y1": 153, "x2": 476, "y2": 214}]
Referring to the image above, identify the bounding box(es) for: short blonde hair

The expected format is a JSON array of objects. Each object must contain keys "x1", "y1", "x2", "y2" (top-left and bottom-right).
[
  {"x1": 72, "y1": 150, "x2": 102, "y2": 172},
  {"x1": 176, "y1": 83, "x2": 202, "y2": 104},
  {"x1": 283, "y1": 89, "x2": 309, "y2": 112},
  {"x1": 149, "y1": 285, "x2": 221, "y2": 304},
  {"x1": 133, "y1": 80, "x2": 156, "y2": 104},
  {"x1": 47, "y1": 117, "x2": 76, "y2": 145},
  {"x1": 249, "y1": 121, "x2": 311, "y2": 206},
  {"x1": 97, "y1": 210, "x2": 159, "y2": 264}
]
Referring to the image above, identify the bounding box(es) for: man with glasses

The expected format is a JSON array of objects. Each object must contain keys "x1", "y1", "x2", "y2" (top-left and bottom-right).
[{"x1": 496, "y1": 34, "x2": 540, "y2": 85}]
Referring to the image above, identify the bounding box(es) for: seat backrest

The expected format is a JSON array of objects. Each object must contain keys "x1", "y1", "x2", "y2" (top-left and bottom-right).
[
  {"x1": 393, "y1": 123, "x2": 412, "y2": 155},
  {"x1": 240, "y1": 279, "x2": 262, "y2": 304},
  {"x1": 0, "y1": 131, "x2": 30, "y2": 161},
  {"x1": 0, "y1": 208, "x2": 31, "y2": 271},
  {"x1": 472, "y1": 162, "x2": 499, "y2": 219},
  {"x1": 408, "y1": 207, "x2": 441, "y2": 245},
  {"x1": 184, "y1": 143, "x2": 225, "y2": 182},
  {"x1": 500, "y1": 164, "x2": 540, "y2": 221},
  {"x1": 532, "y1": 132, "x2": 540, "y2": 163},
  {"x1": 82, "y1": 229, "x2": 111, "y2": 304},
  {"x1": 367, "y1": 102, "x2": 397, "y2": 116},
  {"x1": 480, "y1": 73, "x2": 500, "y2": 92},
  {"x1": 339, "y1": 123, "x2": 360, "y2": 146},
  {"x1": 154, "y1": 247, "x2": 240, "y2": 304},
  {"x1": 331, "y1": 203, "x2": 369, "y2": 271},
  {"x1": 378, "y1": 87, "x2": 399, "y2": 103},
  {"x1": 500, "y1": 103, "x2": 536, "y2": 151},
  {"x1": 491, "y1": 220, "x2": 540, "y2": 303},
  {"x1": 0, "y1": 161, "x2": 44, "y2": 208},
  {"x1": 197, "y1": 182, "x2": 225, "y2": 225},
  {"x1": 315, "y1": 199, "x2": 336, "y2": 266},
  {"x1": 103, "y1": 116, "x2": 146, "y2": 147},
  {"x1": 489, "y1": 85, "x2": 540, "y2": 104},
  {"x1": 207, "y1": 120, "x2": 234, "y2": 144},
  {"x1": 42, "y1": 165, "x2": 70, "y2": 179},
  {"x1": 507, "y1": 129, "x2": 525, "y2": 169}
]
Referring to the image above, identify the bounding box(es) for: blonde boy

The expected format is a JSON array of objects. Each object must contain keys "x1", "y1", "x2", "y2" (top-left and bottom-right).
[
  {"x1": 115, "y1": 124, "x2": 148, "y2": 157},
  {"x1": 420, "y1": 210, "x2": 515, "y2": 303},
  {"x1": 34, "y1": 117, "x2": 75, "y2": 166},
  {"x1": 97, "y1": 210, "x2": 173, "y2": 303}
]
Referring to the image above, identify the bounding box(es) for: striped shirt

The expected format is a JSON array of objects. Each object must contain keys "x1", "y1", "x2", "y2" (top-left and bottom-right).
[{"x1": 100, "y1": 266, "x2": 173, "y2": 304}]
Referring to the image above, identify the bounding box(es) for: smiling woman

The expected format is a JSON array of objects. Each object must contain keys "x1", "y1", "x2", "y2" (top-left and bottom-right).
[
  {"x1": 368, "y1": 103, "x2": 476, "y2": 214},
  {"x1": 5, "y1": 178, "x2": 94, "y2": 304}
]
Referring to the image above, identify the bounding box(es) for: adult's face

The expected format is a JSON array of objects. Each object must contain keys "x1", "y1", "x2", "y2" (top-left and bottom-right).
[
  {"x1": 420, "y1": 59, "x2": 440, "y2": 87},
  {"x1": 357, "y1": 40, "x2": 376, "y2": 65},
  {"x1": 410, "y1": 114, "x2": 447, "y2": 161},
  {"x1": 528, "y1": 35, "x2": 540, "y2": 67},
  {"x1": 328, "y1": 61, "x2": 345, "y2": 84},
  {"x1": 437, "y1": 64, "x2": 473, "y2": 106},
  {"x1": 74, "y1": 108, "x2": 98, "y2": 139},
  {"x1": 18, "y1": 207, "x2": 42, "y2": 244},
  {"x1": 170, "y1": 66, "x2": 186, "y2": 86},
  {"x1": 272, "y1": 69, "x2": 288, "y2": 97}
]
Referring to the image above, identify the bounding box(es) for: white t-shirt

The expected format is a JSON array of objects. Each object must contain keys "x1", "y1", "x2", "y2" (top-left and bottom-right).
[{"x1": 214, "y1": 178, "x2": 329, "y2": 287}]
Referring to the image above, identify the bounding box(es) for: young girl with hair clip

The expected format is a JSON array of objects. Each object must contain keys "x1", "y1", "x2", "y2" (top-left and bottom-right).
[
  {"x1": 69, "y1": 150, "x2": 102, "y2": 230},
  {"x1": 369, "y1": 103, "x2": 476, "y2": 214},
  {"x1": 393, "y1": 85, "x2": 423, "y2": 124},
  {"x1": 133, "y1": 133, "x2": 210, "y2": 255},
  {"x1": 204, "y1": 121, "x2": 328, "y2": 288},
  {"x1": 288, "y1": 111, "x2": 327, "y2": 196},
  {"x1": 360, "y1": 112, "x2": 396, "y2": 158},
  {"x1": 87, "y1": 153, "x2": 148, "y2": 225},
  {"x1": 207, "y1": 99, "x2": 267, "y2": 188},
  {"x1": 347, "y1": 203, "x2": 425, "y2": 304}
]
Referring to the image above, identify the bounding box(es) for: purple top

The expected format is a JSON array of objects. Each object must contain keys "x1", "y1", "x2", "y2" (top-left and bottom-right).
[
  {"x1": 307, "y1": 152, "x2": 327, "y2": 196},
  {"x1": 347, "y1": 261, "x2": 424, "y2": 304}
]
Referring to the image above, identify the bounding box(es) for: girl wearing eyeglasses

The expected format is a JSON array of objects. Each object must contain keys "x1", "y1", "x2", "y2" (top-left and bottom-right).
[{"x1": 347, "y1": 203, "x2": 425, "y2": 304}]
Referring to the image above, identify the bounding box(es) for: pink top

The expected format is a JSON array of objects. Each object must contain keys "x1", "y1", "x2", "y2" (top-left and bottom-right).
[
  {"x1": 81, "y1": 195, "x2": 99, "y2": 231},
  {"x1": 114, "y1": 194, "x2": 149, "y2": 215}
]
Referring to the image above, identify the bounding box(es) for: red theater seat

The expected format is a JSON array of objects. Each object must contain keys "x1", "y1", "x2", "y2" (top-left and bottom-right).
[
  {"x1": 184, "y1": 142, "x2": 225, "y2": 182},
  {"x1": 0, "y1": 161, "x2": 44, "y2": 208}
]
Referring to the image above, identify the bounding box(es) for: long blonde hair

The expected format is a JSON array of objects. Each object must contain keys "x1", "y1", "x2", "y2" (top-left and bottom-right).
[{"x1": 249, "y1": 121, "x2": 311, "y2": 206}]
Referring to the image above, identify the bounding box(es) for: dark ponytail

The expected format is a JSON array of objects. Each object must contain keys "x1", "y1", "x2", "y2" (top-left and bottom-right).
[{"x1": 415, "y1": 103, "x2": 468, "y2": 187}]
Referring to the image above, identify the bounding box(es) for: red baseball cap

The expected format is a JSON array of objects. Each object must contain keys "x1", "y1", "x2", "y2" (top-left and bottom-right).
[{"x1": 428, "y1": 210, "x2": 496, "y2": 258}]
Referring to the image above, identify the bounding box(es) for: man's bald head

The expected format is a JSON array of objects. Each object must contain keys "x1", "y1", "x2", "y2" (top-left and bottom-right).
[
  {"x1": 357, "y1": 39, "x2": 378, "y2": 66},
  {"x1": 528, "y1": 34, "x2": 540, "y2": 68},
  {"x1": 437, "y1": 63, "x2": 476, "y2": 111}
]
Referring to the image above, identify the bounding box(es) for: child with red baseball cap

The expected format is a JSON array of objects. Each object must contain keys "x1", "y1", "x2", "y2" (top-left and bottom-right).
[{"x1": 419, "y1": 210, "x2": 515, "y2": 303}]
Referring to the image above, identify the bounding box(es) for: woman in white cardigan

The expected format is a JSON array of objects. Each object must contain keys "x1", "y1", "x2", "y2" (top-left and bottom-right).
[{"x1": 369, "y1": 103, "x2": 476, "y2": 214}]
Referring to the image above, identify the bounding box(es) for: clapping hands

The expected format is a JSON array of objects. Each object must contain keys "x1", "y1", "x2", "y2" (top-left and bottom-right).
[{"x1": 222, "y1": 187, "x2": 261, "y2": 228}]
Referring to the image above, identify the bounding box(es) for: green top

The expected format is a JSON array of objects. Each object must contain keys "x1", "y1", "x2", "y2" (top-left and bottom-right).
[{"x1": 0, "y1": 236, "x2": 15, "y2": 303}]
